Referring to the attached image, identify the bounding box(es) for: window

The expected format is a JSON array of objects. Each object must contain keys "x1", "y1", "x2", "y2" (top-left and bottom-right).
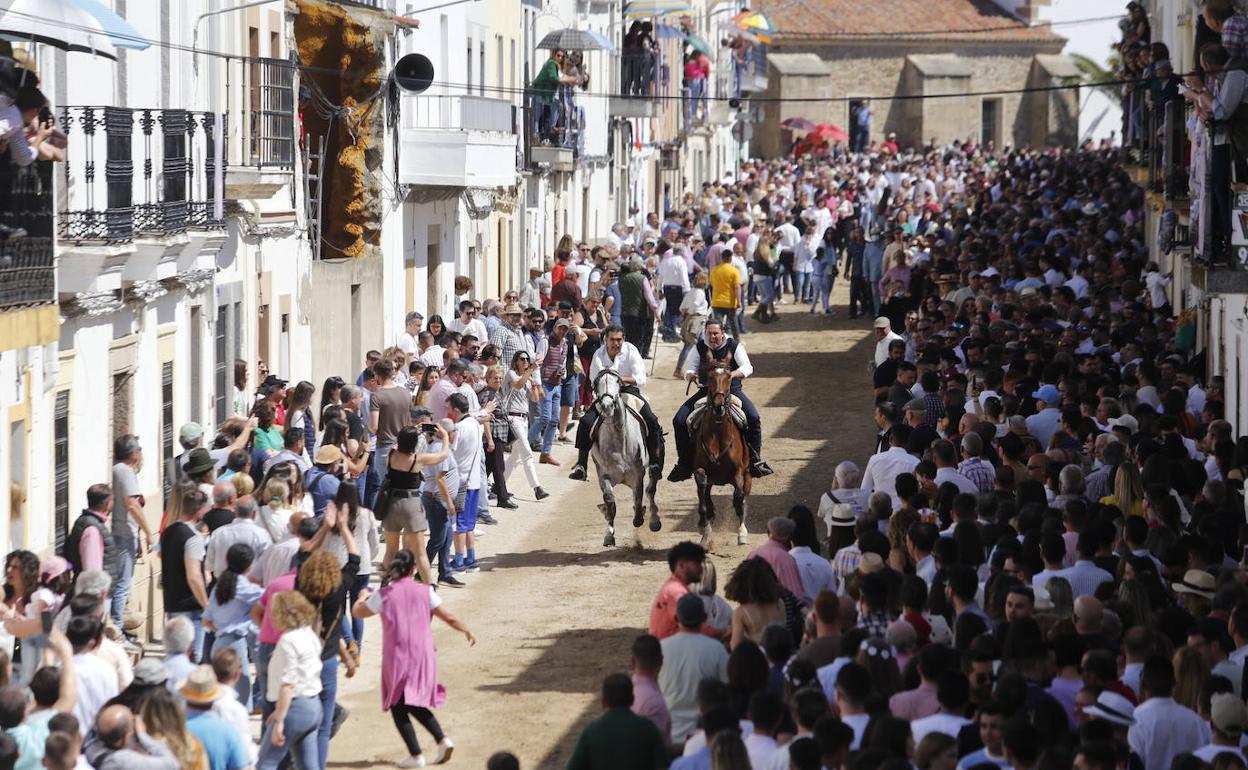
[
  {"x1": 112, "y1": 372, "x2": 133, "y2": 441},
  {"x1": 161, "y1": 110, "x2": 189, "y2": 204},
  {"x1": 104, "y1": 107, "x2": 134, "y2": 240},
  {"x1": 53, "y1": 393, "x2": 69, "y2": 551},
  {"x1": 981, "y1": 98, "x2": 1001, "y2": 146},
  {"x1": 215, "y1": 304, "x2": 228, "y2": 425},
  {"x1": 190, "y1": 306, "x2": 202, "y2": 424},
  {"x1": 467, "y1": 42, "x2": 474, "y2": 97},
  {"x1": 161, "y1": 362, "x2": 174, "y2": 500}
]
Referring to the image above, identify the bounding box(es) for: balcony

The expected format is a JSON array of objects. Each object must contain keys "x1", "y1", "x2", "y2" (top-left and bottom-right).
[
  {"x1": 1183, "y1": 105, "x2": 1248, "y2": 293},
  {"x1": 399, "y1": 94, "x2": 518, "y2": 187},
  {"x1": 0, "y1": 160, "x2": 55, "y2": 312},
  {"x1": 613, "y1": 50, "x2": 660, "y2": 118},
  {"x1": 227, "y1": 57, "x2": 296, "y2": 200},
  {"x1": 526, "y1": 92, "x2": 580, "y2": 172},
  {"x1": 735, "y1": 43, "x2": 769, "y2": 95},
  {"x1": 58, "y1": 106, "x2": 227, "y2": 245}
]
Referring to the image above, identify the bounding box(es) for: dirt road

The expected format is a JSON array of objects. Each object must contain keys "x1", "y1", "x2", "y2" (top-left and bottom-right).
[{"x1": 328, "y1": 293, "x2": 878, "y2": 769}]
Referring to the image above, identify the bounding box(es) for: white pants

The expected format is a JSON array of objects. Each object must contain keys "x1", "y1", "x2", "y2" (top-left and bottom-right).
[{"x1": 504, "y1": 416, "x2": 541, "y2": 491}]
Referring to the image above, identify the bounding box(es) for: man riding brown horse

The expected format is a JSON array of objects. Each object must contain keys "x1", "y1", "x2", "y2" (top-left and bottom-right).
[
  {"x1": 690, "y1": 359, "x2": 752, "y2": 545},
  {"x1": 668, "y1": 318, "x2": 773, "y2": 481}
]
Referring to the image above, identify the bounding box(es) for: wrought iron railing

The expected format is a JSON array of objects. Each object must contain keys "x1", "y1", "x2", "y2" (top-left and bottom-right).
[
  {"x1": 58, "y1": 106, "x2": 228, "y2": 243},
  {"x1": 0, "y1": 159, "x2": 55, "y2": 310}
]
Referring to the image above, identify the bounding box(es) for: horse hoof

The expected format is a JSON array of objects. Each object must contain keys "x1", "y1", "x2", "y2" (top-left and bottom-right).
[
  {"x1": 649, "y1": 518, "x2": 662, "y2": 533},
  {"x1": 604, "y1": 533, "x2": 616, "y2": 547},
  {"x1": 737, "y1": 533, "x2": 748, "y2": 545}
]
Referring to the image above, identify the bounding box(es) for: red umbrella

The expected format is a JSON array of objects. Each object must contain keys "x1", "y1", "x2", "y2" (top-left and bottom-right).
[
  {"x1": 780, "y1": 117, "x2": 817, "y2": 132},
  {"x1": 814, "y1": 123, "x2": 849, "y2": 143}
]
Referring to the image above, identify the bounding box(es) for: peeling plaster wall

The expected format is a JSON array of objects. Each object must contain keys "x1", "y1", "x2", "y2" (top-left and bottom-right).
[{"x1": 294, "y1": 0, "x2": 388, "y2": 259}]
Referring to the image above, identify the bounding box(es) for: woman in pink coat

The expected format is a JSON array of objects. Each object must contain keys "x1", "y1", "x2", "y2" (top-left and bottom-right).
[{"x1": 353, "y1": 549, "x2": 476, "y2": 768}]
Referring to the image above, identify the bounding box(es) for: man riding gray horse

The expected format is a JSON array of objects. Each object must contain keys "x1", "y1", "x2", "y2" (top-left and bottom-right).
[{"x1": 569, "y1": 325, "x2": 665, "y2": 481}]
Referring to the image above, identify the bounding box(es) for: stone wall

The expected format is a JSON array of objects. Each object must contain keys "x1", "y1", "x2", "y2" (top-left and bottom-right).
[{"x1": 757, "y1": 38, "x2": 1068, "y2": 156}]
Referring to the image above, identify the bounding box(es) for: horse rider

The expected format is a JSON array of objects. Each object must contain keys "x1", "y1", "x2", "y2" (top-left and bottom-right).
[
  {"x1": 568, "y1": 324, "x2": 666, "y2": 481},
  {"x1": 668, "y1": 317, "x2": 773, "y2": 481}
]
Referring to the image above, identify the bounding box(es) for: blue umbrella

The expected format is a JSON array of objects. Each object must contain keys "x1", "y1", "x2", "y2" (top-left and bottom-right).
[
  {"x1": 584, "y1": 29, "x2": 614, "y2": 51},
  {"x1": 68, "y1": 0, "x2": 149, "y2": 49}
]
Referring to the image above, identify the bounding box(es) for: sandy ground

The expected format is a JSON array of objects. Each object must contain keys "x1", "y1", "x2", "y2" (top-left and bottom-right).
[{"x1": 327, "y1": 285, "x2": 878, "y2": 769}]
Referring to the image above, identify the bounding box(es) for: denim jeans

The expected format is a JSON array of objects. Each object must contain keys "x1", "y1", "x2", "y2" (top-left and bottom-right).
[
  {"x1": 347, "y1": 573, "x2": 370, "y2": 646},
  {"x1": 421, "y1": 493, "x2": 452, "y2": 580},
  {"x1": 316, "y1": 657, "x2": 338, "y2": 770},
  {"x1": 255, "y1": 641, "x2": 276, "y2": 722},
  {"x1": 111, "y1": 537, "x2": 137, "y2": 628},
  {"x1": 258, "y1": 695, "x2": 322, "y2": 770},
  {"x1": 793, "y1": 270, "x2": 813, "y2": 302},
  {"x1": 212, "y1": 630, "x2": 255, "y2": 710},
  {"x1": 811, "y1": 274, "x2": 834, "y2": 313},
  {"x1": 167, "y1": 610, "x2": 204, "y2": 664},
  {"x1": 528, "y1": 383, "x2": 561, "y2": 454},
  {"x1": 362, "y1": 451, "x2": 381, "y2": 510},
  {"x1": 757, "y1": 273, "x2": 774, "y2": 305}
]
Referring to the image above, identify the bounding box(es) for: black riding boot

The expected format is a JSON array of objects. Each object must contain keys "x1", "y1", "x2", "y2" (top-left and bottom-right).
[
  {"x1": 568, "y1": 410, "x2": 597, "y2": 481},
  {"x1": 748, "y1": 444, "x2": 775, "y2": 477}
]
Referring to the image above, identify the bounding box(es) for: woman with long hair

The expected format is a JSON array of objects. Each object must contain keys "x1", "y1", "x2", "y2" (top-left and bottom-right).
[
  {"x1": 381, "y1": 424, "x2": 451, "y2": 581},
  {"x1": 3, "y1": 554, "x2": 70, "y2": 685},
  {"x1": 205, "y1": 543, "x2": 262, "y2": 707},
  {"x1": 353, "y1": 549, "x2": 476, "y2": 768},
  {"x1": 1171, "y1": 645, "x2": 1209, "y2": 712},
  {"x1": 726, "y1": 641, "x2": 769, "y2": 718},
  {"x1": 318, "y1": 377, "x2": 345, "y2": 430},
  {"x1": 296, "y1": 508, "x2": 360, "y2": 769},
  {"x1": 501, "y1": 351, "x2": 548, "y2": 501},
  {"x1": 233, "y1": 359, "x2": 250, "y2": 417},
  {"x1": 320, "y1": 417, "x2": 368, "y2": 488},
  {"x1": 1103, "y1": 462, "x2": 1145, "y2": 519},
  {"x1": 142, "y1": 688, "x2": 208, "y2": 770},
  {"x1": 284, "y1": 381, "x2": 318, "y2": 460},
  {"x1": 724, "y1": 558, "x2": 787, "y2": 649},
  {"x1": 257, "y1": 476, "x2": 294, "y2": 543},
  {"x1": 751, "y1": 233, "x2": 778, "y2": 324},
  {"x1": 324, "y1": 481, "x2": 378, "y2": 656},
  {"x1": 708, "y1": 729, "x2": 752, "y2": 770},
  {"x1": 425, "y1": 315, "x2": 447, "y2": 344},
  {"x1": 413, "y1": 367, "x2": 441, "y2": 408},
  {"x1": 856, "y1": 637, "x2": 903, "y2": 704},
  {"x1": 256, "y1": 591, "x2": 323, "y2": 770}
]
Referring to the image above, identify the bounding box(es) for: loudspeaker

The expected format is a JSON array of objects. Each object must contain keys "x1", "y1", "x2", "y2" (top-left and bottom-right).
[{"x1": 393, "y1": 53, "x2": 435, "y2": 93}]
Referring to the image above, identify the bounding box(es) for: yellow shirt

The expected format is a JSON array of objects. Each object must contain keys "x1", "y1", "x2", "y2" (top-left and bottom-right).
[{"x1": 710, "y1": 263, "x2": 740, "y2": 309}]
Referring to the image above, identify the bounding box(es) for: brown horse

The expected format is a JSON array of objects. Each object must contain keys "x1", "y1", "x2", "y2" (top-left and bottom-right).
[{"x1": 692, "y1": 362, "x2": 750, "y2": 547}]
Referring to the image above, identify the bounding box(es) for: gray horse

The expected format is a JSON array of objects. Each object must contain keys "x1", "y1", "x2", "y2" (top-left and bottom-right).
[{"x1": 590, "y1": 369, "x2": 660, "y2": 546}]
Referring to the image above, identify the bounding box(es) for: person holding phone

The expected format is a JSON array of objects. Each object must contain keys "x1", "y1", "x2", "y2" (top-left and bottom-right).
[
  {"x1": 379, "y1": 424, "x2": 450, "y2": 583},
  {"x1": 420, "y1": 420, "x2": 463, "y2": 588}
]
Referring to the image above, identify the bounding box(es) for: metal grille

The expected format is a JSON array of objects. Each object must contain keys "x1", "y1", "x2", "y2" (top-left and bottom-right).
[
  {"x1": 161, "y1": 362, "x2": 174, "y2": 500},
  {"x1": 0, "y1": 160, "x2": 55, "y2": 310},
  {"x1": 53, "y1": 392, "x2": 70, "y2": 552},
  {"x1": 215, "y1": 304, "x2": 228, "y2": 426},
  {"x1": 252, "y1": 58, "x2": 295, "y2": 167}
]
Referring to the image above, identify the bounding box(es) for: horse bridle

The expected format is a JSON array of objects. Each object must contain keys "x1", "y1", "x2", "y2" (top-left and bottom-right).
[
  {"x1": 706, "y1": 363, "x2": 731, "y2": 416},
  {"x1": 591, "y1": 368, "x2": 622, "y2": 411}
]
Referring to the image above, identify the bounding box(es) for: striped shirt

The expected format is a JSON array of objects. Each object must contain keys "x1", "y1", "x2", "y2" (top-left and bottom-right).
[
  {"x1": 957, "y1": 457, "x2": 996, "y2": 494},
  {"x1": 489, "y1": 323, "x2": 527, "y2": 369}
]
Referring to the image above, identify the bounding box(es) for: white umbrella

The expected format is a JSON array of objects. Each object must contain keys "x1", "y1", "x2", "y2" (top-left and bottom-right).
[{"x1": 0, "y1": 0, "x2": 118, "y2": 60}]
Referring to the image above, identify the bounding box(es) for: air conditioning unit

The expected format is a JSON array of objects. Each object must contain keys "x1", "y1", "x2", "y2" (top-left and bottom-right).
[{"x1": 659, "y1": 147, "x2": 678, "y2": 170}]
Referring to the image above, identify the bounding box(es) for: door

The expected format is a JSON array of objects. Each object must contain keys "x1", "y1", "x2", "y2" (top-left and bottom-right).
[
  {"x1": 427, "y1": 224, "x2": 442, "y2": 316},
  {"x1": 981, "y1": 99, "x2": 1001, "y2": 146}
]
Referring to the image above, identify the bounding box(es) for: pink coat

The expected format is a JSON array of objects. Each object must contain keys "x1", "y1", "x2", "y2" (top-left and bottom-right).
[{"x1": 380, "y1": 578, "x2": 446, "y2": 710}]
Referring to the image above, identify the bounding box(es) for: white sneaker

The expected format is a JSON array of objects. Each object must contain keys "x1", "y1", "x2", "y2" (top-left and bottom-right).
[
  {"x1": 397, "y1": 755, "x2": 426, "y2": 768},
  {"x1": 433, "y1": 737, "x2": 455, "y2": 764}
]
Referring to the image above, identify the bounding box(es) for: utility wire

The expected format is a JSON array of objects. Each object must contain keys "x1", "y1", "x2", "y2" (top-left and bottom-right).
[{"x1": 1, "y1": 7, "x2": 1161, "y2": 107}]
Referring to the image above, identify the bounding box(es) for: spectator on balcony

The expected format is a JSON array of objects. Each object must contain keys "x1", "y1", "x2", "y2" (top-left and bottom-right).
[
  {"x1": 683, "y1": 51, "x2": 710, "y2": 127},
  {"x1": 530, "y1": 49, "x2": 578, "y2": 146},
  {"x1": 0, "y1": 83, "x2": 53, "y2": 167},
  {"x1": 1187, "y1": 43, "x2": 1247, "y2": 257}
]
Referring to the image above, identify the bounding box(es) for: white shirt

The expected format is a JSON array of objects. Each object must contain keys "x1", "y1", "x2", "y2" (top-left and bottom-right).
[
  {"x1": 658, "y1": 253, "x2": 691, "y2": 290},
  {"x1": 1056, "y1": 560, "x2": 1114, "y2": 599},
  {"x1": 860, "y1": 447, "x2": 920, "y2": 505},
  {"x1": 730, "y1": 255, "x2": 749, "y2": 287},
  {"x1": 774, "y1": 222, "x2": 801, "y2": 251},
  {"x1": 1128, "y1": 697, "x2": 1211, "y2": 770},
  {"x1": 916, "y1": 554, "x2": 937, "y2": 585},
  {"x1": 73, "y1": 652, "x2": 120, "y2": 736},
  {"x1": 420, "y1": 345, "x2": 447, "y2": 368},
  {"x1": 452, "y1": 415, "x2": 485, "y2": 490},
  {"x1": 448, "y1": 317, "x2": 488, "y2": 342},
  {"x1": 268, "y1": 625, "x2": 324, "y2": 701},
  {"x1": 745, "y1": 733, "x2": 779, "y2": 768},
  {"x1": 212, "y1": 689, "x2": 259, "y2": 762},
  {"x1": 659, "y1": 631, "x2": 730, "y2": 743},
  {"x1": 790, "y1": 546, "x2": 837, "y2": 600},
  {"x1": 396, "y1": 331, "x2": 419, "y2": 357},
  {"x1": 842, "y1": 712, "x2": 871, "y2": 749},
  {"x1": 258, "y1": 505, "x2": 295, "y2": 544},
  {"x1": 207, "y1": 518, "x2": 273, "y2": 577},
  {"x1": 875, "y1": 331, "x2": 904, "y2": 365},
  {"x1": 680, "y1": 289, "x2": 709, "y2": 317},
  {"x1": 1193, "y1": 744, "x2": 1246, "y2": 763},
  {"x1": 682, "y1": 338, "x2": 753, "y2": 379},
  {"x1": 590, "y1": 343, "x2": 648, "y2": 389},
  {"x1": 910, "y1": 712, "x2": 971, "y2": 746},
  {"x1": 934, "y1": 466, "x2": 978, "y2": 496},
  {"x1": 0, "y1": 97, "x2": 36, "y2": 166}
]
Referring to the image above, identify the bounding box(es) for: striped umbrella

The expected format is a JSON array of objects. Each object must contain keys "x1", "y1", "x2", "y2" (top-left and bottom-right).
[
  {"x1": 732, "y1": 10, "x2": 777, "y2": 43},
  {"x1": 623, "y1": 0, "x2": 693, "y2": 19}
]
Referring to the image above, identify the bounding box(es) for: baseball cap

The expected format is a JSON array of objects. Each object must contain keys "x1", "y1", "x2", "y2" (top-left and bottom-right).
[
  {"x1": 133, "y1": 658, "x2": 169, "y2": 687},
  {"x1": 873, "y1": 317, "x2": 890, "y2": 329},
  {"x1": 1032, "y1": 384, "x2": 1060, "y2": 405},
  {"x1": 1212, "y1": 692, "x2": 1247, "y2": 738},
  {"x1": 981, "y1": 266, "x2": 1000, "y2": 278},
  {"x1": 178, "y1": 422, "x2": 204, "y2": 445},
  {"x1": 554, "y1": 318, "x2": 572, "y2": 329},
  {"x1": 1108, "y1": 414, "x2": 1139, "y2": 434},
  {"x1": 676, "y1": 592, "x2": 707, "y2": 627}
]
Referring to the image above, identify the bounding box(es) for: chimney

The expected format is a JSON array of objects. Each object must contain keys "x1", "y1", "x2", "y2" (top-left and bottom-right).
[{"x1": 989, "y1": 0, "x2": 1047, "y2": 25}]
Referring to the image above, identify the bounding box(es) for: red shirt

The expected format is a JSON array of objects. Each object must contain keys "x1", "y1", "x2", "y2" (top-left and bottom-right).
[
  {"x1": 649, "y1": 576, "x2": 688, "y2": 640},
  {"x1": 551, "y1": 263, "x2": 567, "y2": 287}
]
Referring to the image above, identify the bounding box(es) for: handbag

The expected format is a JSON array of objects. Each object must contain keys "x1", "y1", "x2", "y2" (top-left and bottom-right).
[{"x1": 374, "y1": 454, "x2": 418, "y2": 521}]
